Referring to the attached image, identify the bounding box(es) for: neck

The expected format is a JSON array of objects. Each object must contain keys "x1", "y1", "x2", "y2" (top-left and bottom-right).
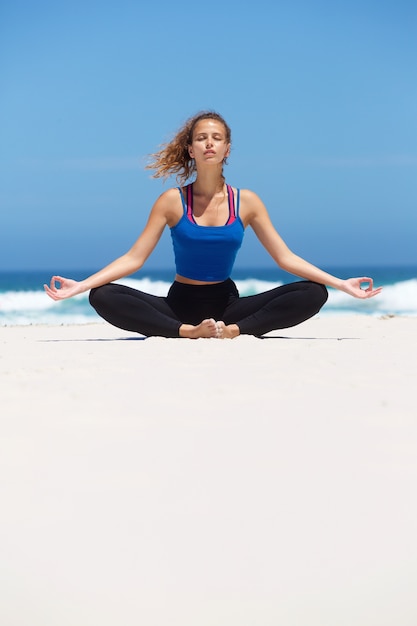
[{"x1": 192, "y1": 166, "x2": 224, "y2": 196}]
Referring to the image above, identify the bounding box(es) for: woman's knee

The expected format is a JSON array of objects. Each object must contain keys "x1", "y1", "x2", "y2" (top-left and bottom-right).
[
  {"x1": 311, "y1": 282, "x2": 328, "y2": 306},
  {"x1": 305, "y1": 282, "x2": 328, "y2": 314},
  {"x1": 89, "y1": 284, "x2": 113, "y2": 309}
]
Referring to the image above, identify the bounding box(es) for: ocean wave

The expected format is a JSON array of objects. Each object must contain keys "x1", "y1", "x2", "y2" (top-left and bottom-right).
[
  {"x1": 1, "y1": 277, "x2": 416, "y2": 326},
  {"x1": 325, "y1": 278, "x2": 417, "y2": 315}
]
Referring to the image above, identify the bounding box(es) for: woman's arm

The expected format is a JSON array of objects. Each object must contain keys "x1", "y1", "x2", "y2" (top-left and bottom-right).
[
  {"x1": 44, "y1": 189, "x2": 179, "y2": 301},
  {"x1": 242, "y1": 190, "x2": 382, "y2": 299}
]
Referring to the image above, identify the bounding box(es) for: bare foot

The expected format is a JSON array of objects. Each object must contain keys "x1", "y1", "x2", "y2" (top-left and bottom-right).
[
  {"x1": 216, "y1": 321, "x2": 240, "y2": 339},
  {"x1": 179, "y1": 318, "x2": 219, "y2": 339}
]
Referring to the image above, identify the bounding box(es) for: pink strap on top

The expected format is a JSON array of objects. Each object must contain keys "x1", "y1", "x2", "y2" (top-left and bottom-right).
[
  {"x1": 225, "y1": 184, "x2": 236, "y2": 225},
  {"x1": 186, "y1": 184, "x2": 194, "y2": 222}
]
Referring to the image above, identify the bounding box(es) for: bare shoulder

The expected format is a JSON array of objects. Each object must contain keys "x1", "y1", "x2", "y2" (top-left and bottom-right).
[
  {"x1": 150, "y1": 187, "x2": 183, "y2": 227},
  {"x1": 159, "y1": 186, "x2": 182, "y2": 200},
  {"x1": 238, "y1": 188, "x2": 269, "y2": 226},
  {"x1": 153, "y1": 187, "x2": 182, "y2": 206}
]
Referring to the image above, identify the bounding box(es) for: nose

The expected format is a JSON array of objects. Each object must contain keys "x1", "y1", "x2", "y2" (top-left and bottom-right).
[{"x1": 205, "y1": 137, "x2": 213, "y2": 147}]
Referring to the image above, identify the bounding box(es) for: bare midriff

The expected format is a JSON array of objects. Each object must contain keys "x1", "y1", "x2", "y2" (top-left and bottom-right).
[{"x1": 174, "y1": 274, "x2": 223, "y2": 285}]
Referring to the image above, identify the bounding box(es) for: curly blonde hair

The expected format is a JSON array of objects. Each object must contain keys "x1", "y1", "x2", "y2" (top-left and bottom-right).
[{"x1": 146, "y1": 111, "x2": 232, "y2": 185}]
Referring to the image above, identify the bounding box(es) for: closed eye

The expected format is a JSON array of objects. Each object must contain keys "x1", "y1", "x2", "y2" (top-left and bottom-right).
[{"x1": 195, "y1": 134, "x2": 224, "y2": 141}]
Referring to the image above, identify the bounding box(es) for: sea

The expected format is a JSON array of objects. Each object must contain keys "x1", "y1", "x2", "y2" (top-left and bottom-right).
[{"x1": 1, "y1": 265, "x2": 416, "y2": 326}]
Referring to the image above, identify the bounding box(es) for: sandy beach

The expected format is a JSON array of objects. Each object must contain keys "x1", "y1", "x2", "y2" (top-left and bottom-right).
[{"x1": 1, "y1": 315, "x2": 416, "y2": 625}]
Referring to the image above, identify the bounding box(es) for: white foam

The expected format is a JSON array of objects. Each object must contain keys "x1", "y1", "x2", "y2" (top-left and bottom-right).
[
  {"x1": 120, "y1": 277, "x2": 171, "y2": 296},
  {"x1": 0, "y1": 290, "x2": 57, "y2": 312},
  {"x1": 235, "y1": 278, "x2": 282, "y2": 295},
  {"x1": 0, "y1": 290, "x2": 92, "y2": 325},
  {"x1": 1, "y1": 277, "x2": 416, "y2": 326},
  {"x1": 327, "y1": 279, "x2": 417, "y2": 315}
]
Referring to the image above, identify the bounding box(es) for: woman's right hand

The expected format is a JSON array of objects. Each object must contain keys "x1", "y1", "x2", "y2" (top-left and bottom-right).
[{"x1": 44, "y1": 276, "x2": 86, "y2": 301}]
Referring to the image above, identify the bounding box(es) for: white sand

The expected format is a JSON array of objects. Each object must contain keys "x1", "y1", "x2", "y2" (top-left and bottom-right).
[{"x1": 0, "y1": 316, "x2": 416, "y2": 625}]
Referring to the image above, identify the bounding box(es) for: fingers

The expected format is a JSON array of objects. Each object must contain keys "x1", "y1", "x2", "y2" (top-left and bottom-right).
[
  {"x1": 359, "y1": 277, "x2": 384, "y2": 298},
  {"x1": 44, "y1": 276, "x2": 66, "y2": 300},
  {"x1": 358, "y1": 283, "x2": 383, "y2": 299},
  {"x1": 44, "y1": 284, "x2": 59, "y2": 300},
  {"x1": 351, "y1": 277, "x2": 382, "y2": 299},
  {"x1": 49, "y1": 275, "x2": 63, "y2": 289},
  {"x1": 365, "y1": 287, "x2": 383, "y2": 298},
  {"x1": 358, "y1": 277, "x2": 373, "y2": 291}
]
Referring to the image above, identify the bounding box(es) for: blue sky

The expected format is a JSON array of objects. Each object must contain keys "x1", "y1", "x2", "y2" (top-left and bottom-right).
[{"x1": 1, "y1": 0, "x2": 416, "y2": 272}]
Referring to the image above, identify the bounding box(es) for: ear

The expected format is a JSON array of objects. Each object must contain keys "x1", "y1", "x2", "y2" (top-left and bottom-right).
[
  {"x1": 225, "y1": 143, "x2": 231, "y2": 158},
  {"x1": 188, "y1": 145, "x2": 194, "y2": 158}
]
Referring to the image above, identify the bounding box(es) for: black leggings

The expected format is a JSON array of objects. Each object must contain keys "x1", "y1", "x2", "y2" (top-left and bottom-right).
[{"x1": 89, "y1": 278, "x2": 328, "y2": 337}]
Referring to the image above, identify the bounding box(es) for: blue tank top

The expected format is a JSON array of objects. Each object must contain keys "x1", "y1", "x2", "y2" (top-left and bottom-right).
[{"x1": 170, "y1": 184, "x2": 245, "y2": 281}]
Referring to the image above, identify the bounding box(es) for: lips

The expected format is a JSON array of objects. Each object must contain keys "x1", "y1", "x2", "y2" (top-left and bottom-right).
[{"x1": 204, "y1": 150, "x2": 215, "y2": 155}]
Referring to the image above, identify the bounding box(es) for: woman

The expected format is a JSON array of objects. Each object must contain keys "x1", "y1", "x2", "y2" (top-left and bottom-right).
[{"x1": 44, "y1": 111, "x2": 382, "y2": 338}]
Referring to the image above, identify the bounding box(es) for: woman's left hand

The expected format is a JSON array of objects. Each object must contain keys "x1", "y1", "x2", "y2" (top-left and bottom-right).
[{"x1": 341, "y1": 277, "x2": 383, "y2": 299}]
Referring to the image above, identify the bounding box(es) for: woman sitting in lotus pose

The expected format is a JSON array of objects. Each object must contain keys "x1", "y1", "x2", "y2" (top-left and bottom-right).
[{"x1": 44, "y1": 111, "x2": 381, "y2": 338}]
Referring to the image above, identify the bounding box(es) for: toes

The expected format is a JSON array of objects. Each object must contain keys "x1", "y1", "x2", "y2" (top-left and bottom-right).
[{"x1": 206, "y1": 319, "x2": 217, "y2": 336}]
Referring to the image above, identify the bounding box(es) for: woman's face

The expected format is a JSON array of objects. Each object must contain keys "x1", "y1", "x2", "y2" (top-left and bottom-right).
[{"x1": 188, "y1": 119, "x2": 230, "y2": 165}]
